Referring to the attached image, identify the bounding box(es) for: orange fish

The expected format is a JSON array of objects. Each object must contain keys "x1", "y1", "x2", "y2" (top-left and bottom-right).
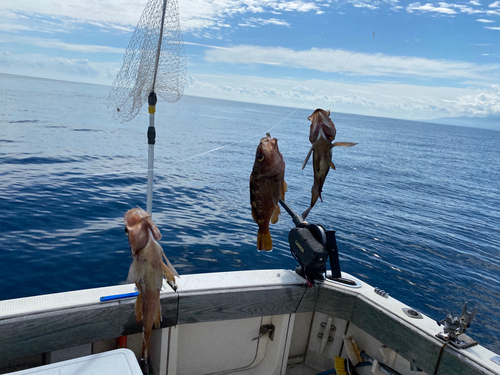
[
  {"x1": 302, "y1": 109, "x2": 357, "y2": 219},
  {"x1": 250, "y1": 134, "x2": 287, "y2": 251},
  {"x1": 124, "y1": 208, "x2": 179, "y2": 363}
]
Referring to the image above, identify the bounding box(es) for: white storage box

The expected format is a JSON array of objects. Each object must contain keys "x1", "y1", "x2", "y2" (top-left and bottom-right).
[{"x1": 9, "y1": 349, "x2": 142, "y2": 375}]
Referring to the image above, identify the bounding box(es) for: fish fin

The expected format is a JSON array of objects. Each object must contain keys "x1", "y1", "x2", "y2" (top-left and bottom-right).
[
  {"x1": 281, "y1": 180, "x2": 287, "y2": 199},
  {"x1": 134, "y1": 291, "x2": 143, "y2": 322},
  {"x1": 270, "y1": 205, "x2": 280, "y2": 224},
  {"x1": 330, "y1": 161, "x2": 336, "y2": 170},
  {"x1": 144, "y1": 216, "x2": 162, "y2": 241},
  {"x1": 257, "y1": 229, "x2": 273, "y2": 251},
  {"x1": 162, "y1": 252, "x2": 179, "y2": 277},
  {"x1": 332, "y1": 142, "x2": 357, "y2": 147},
  {"x1": 161, "y1": 263, "x2": 178, "y2": 291},
  {"x1": 127, "y1": 259, "x2": 145, "y2": 283},
  {"x1": 302, "y1": 147, "x2": 314, "y2": 170}
]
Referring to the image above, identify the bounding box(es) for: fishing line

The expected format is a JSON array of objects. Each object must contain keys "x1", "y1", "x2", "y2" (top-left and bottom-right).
[
  {"x1": 181, "y1": 12, "x2": 381, "y2": 164},
  {"x1": 178, "y1": 10, "x2": 382, "y2": 163},
  {"x1": 179, "y1": 87, "x2": 327, "y2": 162}
]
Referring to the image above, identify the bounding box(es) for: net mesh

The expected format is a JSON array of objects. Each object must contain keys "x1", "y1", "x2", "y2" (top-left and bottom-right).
[{"x1": 107, "y1": 0, "x2": 186, "y2": 122}]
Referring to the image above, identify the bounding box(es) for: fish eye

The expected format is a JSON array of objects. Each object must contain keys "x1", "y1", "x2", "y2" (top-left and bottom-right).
[{"x1": 257, "y1": 153, "x2": 264, "y2": 162}]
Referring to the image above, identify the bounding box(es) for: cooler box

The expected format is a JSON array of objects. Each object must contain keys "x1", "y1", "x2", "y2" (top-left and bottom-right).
[{"x1": 9, "y1": 349, "x2": 142, "y2": 375}]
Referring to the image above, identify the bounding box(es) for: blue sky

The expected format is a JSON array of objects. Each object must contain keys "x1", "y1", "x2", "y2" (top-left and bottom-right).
[{"x1": 1, "y1": 0, "x2": 500, "y2": 121}]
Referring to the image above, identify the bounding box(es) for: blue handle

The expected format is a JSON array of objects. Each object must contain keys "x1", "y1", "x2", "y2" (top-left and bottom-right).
[{"x1": 100, "y1": 291, "x2": 139, "y2": 302}]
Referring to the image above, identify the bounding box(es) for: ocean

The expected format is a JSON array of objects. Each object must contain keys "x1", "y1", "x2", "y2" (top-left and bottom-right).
[{"x1": 1, "y1": 73, "x2": 499, "y2": 353}]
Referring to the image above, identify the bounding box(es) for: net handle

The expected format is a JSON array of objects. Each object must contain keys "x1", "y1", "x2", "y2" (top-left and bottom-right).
[{"x1": 152, "y1": 0, "x2": 168, "y2": 92}]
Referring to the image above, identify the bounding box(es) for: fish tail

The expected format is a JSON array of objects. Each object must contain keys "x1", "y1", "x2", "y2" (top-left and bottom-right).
[
  {"x1": 142, "y1": 326, "x2": 150, "y2": 362},
  {"x1": 257, "y1": 228, "x2": 273, "y2": 251},
  {"x1": 302, "y1": 206, "x2": 312, "y2": 220},
  {"x1": 303, "y1": 183, "x2": 321, "y2": 219},
  {"x1": 311, "y1": 183, "x2": 322, "y2": 205}
]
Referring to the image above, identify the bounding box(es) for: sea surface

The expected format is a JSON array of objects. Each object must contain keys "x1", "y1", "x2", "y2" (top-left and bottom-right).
[{"x1": 1, "y1": 73, "x2": 499, "y2": 353}]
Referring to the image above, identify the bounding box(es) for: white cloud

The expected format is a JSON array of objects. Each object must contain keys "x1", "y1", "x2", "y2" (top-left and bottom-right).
[
  {"x1": 477, "y1": 18, "x2": 495, "y2": 21},
  {"x1": 489, "y1": 1, "x2": 500, "y2": 7},
  {"x1": 470, "y1": 0, "x2": 481, "y2": 4},
  {"x1": 0, "y1": 34, "x2": 125, "y2": 54},
  {"x1": 270, "y1": 1, "x2": 321, "y2": 12},
  {"x1": 184, "y1": 73, "x2": 500, "y2": 120},
  {"x1": 238, "y1": 17, "x2": 290, "y2": 27},
  {"x1": 486, "y1": 25, "x2": 500, "y2": 28},
  {"x1": 407, "y1": 2, "x2": 457, "y2": 15},
  {"x1": 203, "y1": 45, "x2": 500, "y2": 82},
  {"x1": 350, "y1": 1, "x2": 380, "y2": 10},
  {"x1": 451, "y1": 4, "x2": 485, "y2": 14},
  {"x1": 0, "y1": 51, "x2": 105, "y2": 79},
  {"x1": 0, "y1": 0, "x2": 324, "y2": 33},
  {"x1": 444, "y1": 85, "x2": 500, "y2": 116}
]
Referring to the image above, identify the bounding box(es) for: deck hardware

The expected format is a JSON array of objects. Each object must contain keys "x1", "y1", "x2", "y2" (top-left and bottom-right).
[
  {"x1": 402, "y1": 308, "x2": 423, "y2": 319},
  {"x1": 436, "y1": 302, "x2": 478, "y2": 349},
  {"x1": 252, "y1": 323, "x2": 275, "y2": 341},
  {"x1": 491, "y1": 356, "x2": 500, "y2": 365},
  {"x1": 326, "y1": 276, "x2": 362, "y2": 288},
  {"x1": 319, "y1": 317, "x2": 334, "y2": 355},
  {"x1": 320, "y1": 322, "x2": 336, "y2": 331},
  {"x1": 410, "y1": 362, "x2": 422, "y2": 372},
  {"x1": 374, "y1": 288, "x2": 389, "y2": 298}
]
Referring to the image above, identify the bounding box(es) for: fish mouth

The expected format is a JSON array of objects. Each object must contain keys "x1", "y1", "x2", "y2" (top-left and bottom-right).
[
  {"x1": 124, "y1": 208, "x2": 150, "y2": 229},
  {"x1": 261, "y1": 136, "x2": 277, "y2": 148}
]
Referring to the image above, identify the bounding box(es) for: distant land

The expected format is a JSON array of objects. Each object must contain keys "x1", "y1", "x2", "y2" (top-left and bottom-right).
[{"x1": 426, "y1": 115, "x2": 500, "y2": 131}]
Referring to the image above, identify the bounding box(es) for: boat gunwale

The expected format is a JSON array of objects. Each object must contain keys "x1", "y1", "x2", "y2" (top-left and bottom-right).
[{"x1": 0, "y1": 269, "x2": 498, "y2": 375}]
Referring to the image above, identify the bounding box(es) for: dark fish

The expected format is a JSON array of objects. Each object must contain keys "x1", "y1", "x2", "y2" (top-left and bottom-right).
[
  {"x1": 250, "y1": 133, "x2": 287, "y2": 251},
  {"x1": 124, "y1": 208, "x2": 179, "y2": 363},
  {"x1": 302, "y1": 109, "x2": 357, "y2": 219}
]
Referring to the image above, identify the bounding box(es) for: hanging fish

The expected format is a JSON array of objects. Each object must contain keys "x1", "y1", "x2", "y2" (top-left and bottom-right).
[
  {"x1": 250, "y1": 133, "x2": 287, "y2": 251},
  {"x1": 302, "y1": 109, "x2": 357, "y2": 219},
  {"x1": 124, "y1": 208, "x2": 179, "y2": 364}
]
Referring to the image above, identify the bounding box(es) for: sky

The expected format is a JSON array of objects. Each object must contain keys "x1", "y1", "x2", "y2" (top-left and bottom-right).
[{"x1": 1, "y1": 0, "x2": 500, "y2": 122}]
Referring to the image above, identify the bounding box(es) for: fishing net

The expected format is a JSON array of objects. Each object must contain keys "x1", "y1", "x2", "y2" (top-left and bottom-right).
[{"x1": 107, "y1": 0, "x2": 187, "y2": 122}]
